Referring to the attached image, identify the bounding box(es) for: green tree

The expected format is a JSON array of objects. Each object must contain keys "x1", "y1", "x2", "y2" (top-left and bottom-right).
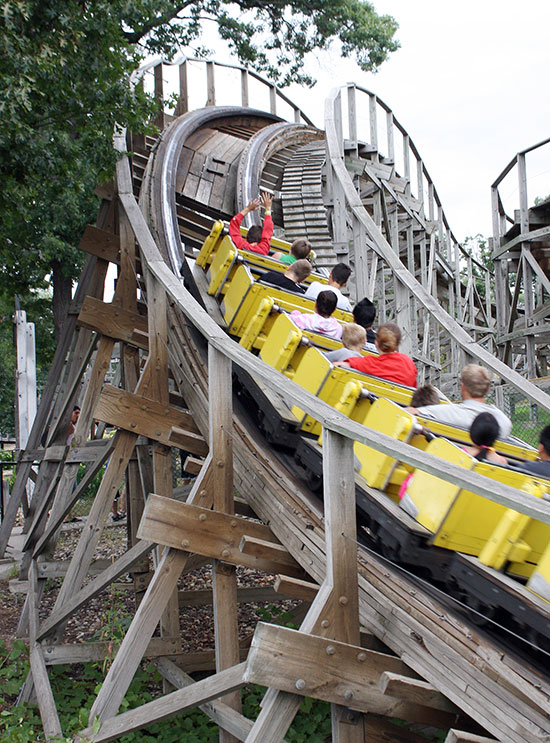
[{"x1": 0, "y1": 0, "x2": 398, "y2": 340}]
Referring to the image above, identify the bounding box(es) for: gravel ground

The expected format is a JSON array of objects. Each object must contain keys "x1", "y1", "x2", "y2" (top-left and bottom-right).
[{"x1": 1, "y1": 518, "x2": 300, "y2": 656}]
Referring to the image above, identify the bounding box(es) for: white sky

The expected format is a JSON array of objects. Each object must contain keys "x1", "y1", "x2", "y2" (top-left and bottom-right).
[{"x1": 280, "y1": 0, "x2": 550, "y2": 242}]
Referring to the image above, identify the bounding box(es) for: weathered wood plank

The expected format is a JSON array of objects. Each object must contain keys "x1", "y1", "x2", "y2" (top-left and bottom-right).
[
  {"x1": 78, "y1": 296, "x2": 148, "y2": 348},
  {"x1": 137, "y1": 496, "x2": 305, "y2": 577},
  {"x1": 378, "y1": 671, "x2": 456, "y2": 713},
  {"x1": 209, "y1": 344, "x2": 241, "y2": 743},
  {"x1": 78, "y1": 225, "x2": 120, "y2": 264},
  {"x1": 274, "y1": 574, "x2": 318, "y2": 602},
  {"x1": 78, "y1": 663, "x2": 246, "y2": 743},
  {"x1": 244, "y1": 623, "x2": 457, "y2": 726},
  {"x1": 239, "y1": 536, "x2": 301, "y2": 570},
  {"x1": 94, "y1": 384, "x2": 207, "y2": 454},
  {"x1": 183, "y1": 455, "x2": 204, "y2": 475},
  {"x1": 444, "y1": 732, "x2": 496, "y2": 743},
  {"x1": 28, "y1": 563, "x2": 63, "y2": 741}
]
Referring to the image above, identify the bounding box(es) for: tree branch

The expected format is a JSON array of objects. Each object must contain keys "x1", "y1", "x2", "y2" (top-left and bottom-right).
[{"x1": 123, "y1": 3, "x2": 193, "y2": 44}]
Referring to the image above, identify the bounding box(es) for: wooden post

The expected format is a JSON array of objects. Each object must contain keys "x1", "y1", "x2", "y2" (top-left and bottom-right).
[
  {"x1": 240, "y1": 69, "x2": 249, "y2": 108},
  {"x1": 207, "y1": 61, "x2": 216, "y2": 107},
  {"x1": 322, "y1": 428, "x2": 362, "y2": 742},
  {"x1": 176, "y1": 60, "x2": 189, "y2": 116},
  {"x1": 209, "y1": 345, "x2": 241, "y2": 743},
  {"x1": 269, "y1": 85, "x2": 277, "y2": 116},
  {"x1": 14, "y1": 309, "x2": 37, "y2": 452},
  {"x1": 347, "y1": 85, "x2": 358, "y2": 154},
  {"x1": 154, "y1": 62, "x2": 165, "y2": 129}
]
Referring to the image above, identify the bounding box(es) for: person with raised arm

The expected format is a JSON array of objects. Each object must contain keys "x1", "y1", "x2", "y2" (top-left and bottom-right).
[{"x1": 229, "y1": 192, "x2": 274, "y2": 255}]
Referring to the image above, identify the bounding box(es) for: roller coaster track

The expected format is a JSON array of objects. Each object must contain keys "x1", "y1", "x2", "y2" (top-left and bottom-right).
[
  {"x1": 130, "y1": 101, "x2": 550, "y2": 743},
  {"x1": 6, "y1": 57, "x2": 550, "y2": 742}
]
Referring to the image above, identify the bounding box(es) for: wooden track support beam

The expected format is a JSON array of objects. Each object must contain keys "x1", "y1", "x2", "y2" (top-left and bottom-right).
[
  {"x1": 94, "y1": 384, "x2": 207, "y2": 454},
  {"x1": 445, "y1": 732, "x2": 496, "y2": 743},
  {"x1": 209, "y1": 345, "x2": 241, "y2": 743},
  {"x1": 137, "y1": 495, "x2": 305, "y2": 577},
  {"x1": 244, "y1": 623, "x2": 458, "y2": 726},
  {"x1": 78, "y1": 663, "x2": 247, "y2": 743},
  {"x1": 77, "y1": 296, "x2": 149, "y2": 348}
]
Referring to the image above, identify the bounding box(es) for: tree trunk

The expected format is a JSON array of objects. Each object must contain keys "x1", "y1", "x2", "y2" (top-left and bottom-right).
[{"x1": 51, "y1": 261, "x2": 73, "y2": 341}]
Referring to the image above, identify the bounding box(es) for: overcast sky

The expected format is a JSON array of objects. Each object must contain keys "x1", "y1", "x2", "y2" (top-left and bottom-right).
[{"x1": 277, "y1": 0, "x2": 550, "y2": 243}]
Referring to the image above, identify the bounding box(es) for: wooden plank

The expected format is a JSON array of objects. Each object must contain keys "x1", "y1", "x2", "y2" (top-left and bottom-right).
[
  {"x1": 183, "y1": 455, "x2": 204, "y2": 475},
  {"x1": 445, "y1": 732, "x2": 497, "y2": 743},
  {"x1": 95, "y1": 384, "x2": 207, "y2": 454},
  {"x1": 137, "y1": 495, "x2": 305, "y2": 577},
  {"x1": 78, "y1": 664, "x2": 246, "y2": 743},
  {"x1": 28, "y1": 563, "x2": 63, "y2": 741},
  {"x1": 155, "y1": 657, "x2": 272, "y2": 742},
  {"x1": 209, "y1": 344, "x2": 241, "y2": 742},
  {"x1": 244, "y1": 623, "x2": 458, "y2": 727},
  {"x1": 168, "y1": 426, "x2": 209, "y2": 453},
  {"x1": 42, "y1": 637, "x2": 180, "y2": 665},
  {"x1": 322, "y1": 429, "x2": 360, "y2": 645},
  {"x1": 378, "y1": 672, "x2": 456, "y2": 713},
  {"x1": 178, "y1": 585, "x2": 282, "y2": 608},
  {"x1": 239, "y1": 536, "x2": 302, "y2": 570},
  {"x1": 78, "y1": 296, "x2": 148, "y2": 347},
  {"x1": 78, "y1": 225, "x2": 120, "y2": 264},
  {"x1": 274, "y1": 575, "x2": 318, "y2": 602}
]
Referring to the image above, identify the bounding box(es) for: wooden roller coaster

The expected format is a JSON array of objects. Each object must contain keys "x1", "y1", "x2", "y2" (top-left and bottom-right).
[{"x1": 4, "y1": 57, "x2": 550, "y2": 742}]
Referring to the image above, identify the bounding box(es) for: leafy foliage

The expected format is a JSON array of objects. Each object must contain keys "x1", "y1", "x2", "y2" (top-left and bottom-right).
[
  {"x1": 0, "y1": 0, "x2": 398, "y2": 331},
  {"x1": 0, "y1": 634, "x2": 332, "y2": 742}
]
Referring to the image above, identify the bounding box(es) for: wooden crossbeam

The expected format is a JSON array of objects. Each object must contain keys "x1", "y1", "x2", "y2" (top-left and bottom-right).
[
  {"x1": 77, "y1": 663, "x2": 247, "y2": 743},
  {"x1": 243, "y1": 623, "x2": 458, "y2": 727},
  {"x1": 94, "y1": 384, "x2": 207, "y2": 454},
  {"x1": 155, "y1": 657, "x2": 266, "y2": 742},
  {"x1": 239, "y1": 536, "x2": 301, "y2": 570},
  {"x1": 445, "y1": 732, "x2": 497, "y2": 743},
  {"x1": 78, "y1": 296, "x2": 149, "y2": 348},
  {"x1": 183, "y1": 455, "x2": 204, "y2": 475},
  {"x1": 42, "y1": 637, "x2": 181, "y2": 665},
  {"x1": 79, "y1": 224, "x2": 120, "y2": 264},
  {"x1": 178, "y1": 585, "x2": 282, "y2": 608},
  {"x1": 168, "y1": 426, "x2": 209, "y2": 453},
  {"x1": 273, "y1": 575, "x2": 319, "y2": 602},
  {"x1": 378, "y1": 671, "x2": 456, "y2": 713},
  {"x1": 137, "y1": 495, "x2": 306, "y2": 577}
]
